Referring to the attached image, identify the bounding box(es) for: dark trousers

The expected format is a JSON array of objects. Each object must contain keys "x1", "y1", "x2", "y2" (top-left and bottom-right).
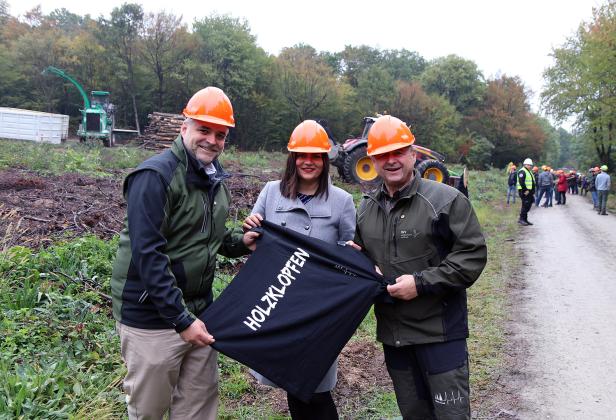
[
  {"x1": 598, "y1": 190, "x2": 609, "y2": 214},
  {"x1": 287, "y1": 391, "x2": 338, "y2": 420},
  {"x1": 519, "y1": 191, "x2": 534, "y2": 221},
  {"x1": 384, "y1": 340, "x2": 470, "y2": 420},
  {"x1": 557, "y1": 191, "x2": 567, "y2": 205}
]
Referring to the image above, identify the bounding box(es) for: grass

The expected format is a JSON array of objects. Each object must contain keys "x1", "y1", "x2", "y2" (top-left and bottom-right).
[
  {"x1": 0, "y1": 138, "x2": 154, "y2": 177},
  {"x1": 0, "y1": 237, "x2": 125, "y2": 419},
  {"x1": 466, "y1": 170, "x2": 519, "y2": 412},
  {"x1": 0, "y1": 143, "x2": 520, "y2": 418}
]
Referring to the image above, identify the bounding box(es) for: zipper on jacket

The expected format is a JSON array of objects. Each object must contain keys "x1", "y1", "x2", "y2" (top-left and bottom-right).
[
  {"x1": 392, "y1": 216, "x2": 399, "y2": 257},
  {"x1": 201, "y1": 194, "x2": 208, "y2": 233}
]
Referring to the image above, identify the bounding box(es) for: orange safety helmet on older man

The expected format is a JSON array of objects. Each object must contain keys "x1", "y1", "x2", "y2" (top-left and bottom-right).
[
  {"x1": 366, "y1": 115, "x2": 415, "y2": 156},
  {"x1": 183, "y1": 86, "x2": 235, "y2": 127},
  {"x1": 287, "y1": 120, "x2": 331, "y2": 153}
]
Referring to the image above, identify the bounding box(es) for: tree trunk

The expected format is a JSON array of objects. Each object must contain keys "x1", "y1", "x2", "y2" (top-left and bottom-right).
[
  {"x1": 132, "y1": 93, "x2": 140, "y2": 135},
  {"x1": 126, "y1": 59, "x2": 141, "y2": 135}
]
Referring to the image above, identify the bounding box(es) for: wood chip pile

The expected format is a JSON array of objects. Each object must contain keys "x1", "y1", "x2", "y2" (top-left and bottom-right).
[{"x1": 141, "y1": 112, "x2": 184, "y2": 150}]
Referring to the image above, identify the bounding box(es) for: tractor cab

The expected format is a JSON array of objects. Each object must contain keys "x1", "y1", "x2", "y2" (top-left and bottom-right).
[{"x1": 90, "y1": 91, "x2": 111, "y2": 110}]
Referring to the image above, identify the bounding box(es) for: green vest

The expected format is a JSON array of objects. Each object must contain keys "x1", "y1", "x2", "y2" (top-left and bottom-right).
[
  {"x1": 517, "y1": 167, "x2": 534, "y2": 190},
  {"x1": 111, "y1": 136, "x2": 248, "y2": 330}
]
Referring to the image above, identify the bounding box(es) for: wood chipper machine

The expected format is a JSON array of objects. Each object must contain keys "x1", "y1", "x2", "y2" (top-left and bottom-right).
[{"x1": 43, "y1": 66, "x2": 124, "y2": 146}]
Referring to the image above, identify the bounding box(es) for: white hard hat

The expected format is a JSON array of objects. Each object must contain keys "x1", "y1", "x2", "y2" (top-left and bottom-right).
[{"x1": 523, "y1": 158, "x2": 533, "y2": 165}]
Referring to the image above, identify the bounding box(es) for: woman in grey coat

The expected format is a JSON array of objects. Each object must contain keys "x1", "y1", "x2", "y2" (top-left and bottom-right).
[{"x1": 243, "y1": 120, "x2": 355, "y2": 420}]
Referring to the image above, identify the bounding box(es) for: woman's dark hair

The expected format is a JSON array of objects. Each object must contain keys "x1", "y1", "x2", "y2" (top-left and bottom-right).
[{"x1": 279, "y1": 152, "x2": 330, "y2": 199}]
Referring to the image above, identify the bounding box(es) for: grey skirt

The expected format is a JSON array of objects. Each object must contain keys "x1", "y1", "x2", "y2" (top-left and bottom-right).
[{"x1": 250, "y1": 357, "x2": 338, "y2": 393}]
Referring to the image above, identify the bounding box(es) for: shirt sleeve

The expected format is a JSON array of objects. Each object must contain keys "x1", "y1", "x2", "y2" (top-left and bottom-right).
[
  {"x1": 251, "y1": 181, "x2": 270, "y2": 218},
  {"x1": 415, "y1": 195, "x2": 488, "y2": 295},
  {"x1": 353, "y1": 199, "x2": 368, "y2": 249},
  {"x1": 126, "y1": 170, "x2": 195, "y2": 333}
]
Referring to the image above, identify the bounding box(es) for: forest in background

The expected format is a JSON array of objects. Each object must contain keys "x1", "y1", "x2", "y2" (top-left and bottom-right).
[{"x1": 0, "y1": 1, "x2": 614, "y2": 170}]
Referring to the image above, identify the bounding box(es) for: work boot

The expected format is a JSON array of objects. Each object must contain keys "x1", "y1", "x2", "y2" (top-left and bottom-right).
[
  {"x1": 518, "y1": 220, "x2": 530, "y2": 226},
  {"x1": 525, "y1": 220, "x2": 534, "y2": 225},
  {"x1": 601, "y1": 212, "x2": 608, "y2": 215}
]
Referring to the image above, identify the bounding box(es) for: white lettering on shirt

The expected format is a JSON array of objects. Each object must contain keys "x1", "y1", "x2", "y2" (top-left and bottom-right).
[{"x1": 243, "y1": 247, "x2": 310, "y2": 331}]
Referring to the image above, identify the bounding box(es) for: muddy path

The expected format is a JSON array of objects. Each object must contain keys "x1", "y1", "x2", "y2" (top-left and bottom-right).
[{"x1": 502, "y1": 193, "x2": 616, "y2": 418}]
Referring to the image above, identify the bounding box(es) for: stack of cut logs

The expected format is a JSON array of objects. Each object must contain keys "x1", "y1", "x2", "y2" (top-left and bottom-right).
[{"x1": 142, "y1": 112, "x2": 184, "y2": 150}]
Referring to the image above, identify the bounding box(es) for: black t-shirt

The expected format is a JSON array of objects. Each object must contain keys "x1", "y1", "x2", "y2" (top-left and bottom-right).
[{"x1": 200, "y1": 220, "x2": 391, "y2": 402}]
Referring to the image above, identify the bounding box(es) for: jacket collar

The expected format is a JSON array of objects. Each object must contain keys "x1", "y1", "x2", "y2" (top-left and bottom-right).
[
  {"x1": 367, "y1": 169, "x2": 421, "y2": 202},
  {"x1": 275, "y1": 183, "x2": 333, "y2": 218}
]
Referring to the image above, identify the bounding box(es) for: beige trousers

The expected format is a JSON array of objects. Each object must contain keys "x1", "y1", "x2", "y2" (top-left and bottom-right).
[{"x1": 116, "y1": 322, "x2": 219, "y2": 420}]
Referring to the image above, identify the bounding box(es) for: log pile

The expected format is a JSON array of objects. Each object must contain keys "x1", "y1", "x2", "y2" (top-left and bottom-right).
[{"x1": 141, "y1": 112, "x2": 184, "y2": 150}]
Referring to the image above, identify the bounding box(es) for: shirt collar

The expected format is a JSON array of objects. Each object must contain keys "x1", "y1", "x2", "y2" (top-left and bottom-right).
[{"x1": 184, "y1": 142, "x2": 219, "y2": 176}]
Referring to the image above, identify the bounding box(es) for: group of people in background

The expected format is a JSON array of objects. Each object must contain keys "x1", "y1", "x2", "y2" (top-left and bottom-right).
[{"x1": 508, "y1": 160, "x2": 612, "y2": 225}]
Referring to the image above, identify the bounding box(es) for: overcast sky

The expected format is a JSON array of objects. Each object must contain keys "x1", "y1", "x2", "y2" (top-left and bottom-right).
[{"x1": 6, "y1": 0, "x2": 603, "y2": 121}]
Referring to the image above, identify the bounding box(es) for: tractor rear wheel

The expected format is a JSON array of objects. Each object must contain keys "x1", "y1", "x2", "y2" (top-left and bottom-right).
[
  {"x1": 416, "y1": 159, "x2": 450, "y2": 184},
  {"x1": 343, "y1": 146, "x2": 379, "y2": 183}
]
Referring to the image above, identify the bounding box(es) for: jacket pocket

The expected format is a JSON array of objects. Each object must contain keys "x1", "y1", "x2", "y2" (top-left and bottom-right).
[{"x1": 390, "y1": 248, "x2": 435, "y2": 276}]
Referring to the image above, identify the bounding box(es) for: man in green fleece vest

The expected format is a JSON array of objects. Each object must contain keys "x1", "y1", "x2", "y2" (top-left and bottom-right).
[{"x1": 111, "y1": 87, "x2": 257, "y2": 419}]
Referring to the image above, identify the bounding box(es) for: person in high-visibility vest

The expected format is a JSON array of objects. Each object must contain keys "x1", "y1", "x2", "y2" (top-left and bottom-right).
[{"x1": 517, "y1": 158, "x2": 536, "y2": 226}]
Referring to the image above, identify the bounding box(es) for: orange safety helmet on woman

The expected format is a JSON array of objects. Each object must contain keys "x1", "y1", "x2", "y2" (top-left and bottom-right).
[
  {"x1": 367, "y1": 115, "x2": 415, "y2": 156},
  {"x1": 183, "y1": 87, "x2": 235, "y2": 127},
  {"x1": 287, "y1": 120, "x2": 331, "y2": 153}
]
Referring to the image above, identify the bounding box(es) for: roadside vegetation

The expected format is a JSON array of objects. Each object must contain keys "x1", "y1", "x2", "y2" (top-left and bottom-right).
[
  {"x1": 1, "y1": 142, "x2": 525, "y2": 418},
  {"x1": 0, "y1": 139, "x2": 154, "y2": 177}
]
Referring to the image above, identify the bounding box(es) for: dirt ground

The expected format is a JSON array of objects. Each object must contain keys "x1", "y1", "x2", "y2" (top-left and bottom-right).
[
  {"x1": 239, "y1": 339, "x2": 392, "y2": 415},
  {"x1": 0, "y1": 167, "x2": 263, "y2": 249},
  {"x1": 487, "y1": 193, "x2": 616, "y2": 419}
]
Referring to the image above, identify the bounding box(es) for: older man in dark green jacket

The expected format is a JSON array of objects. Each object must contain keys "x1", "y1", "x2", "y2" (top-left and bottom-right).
[{"x1": 352, "y1": 116, "x2": 487, "y2": 420}]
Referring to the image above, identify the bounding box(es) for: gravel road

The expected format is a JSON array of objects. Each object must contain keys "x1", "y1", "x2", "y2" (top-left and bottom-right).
[{"x1": 509, "y1": 192, "x2": 616, "y2": 418}]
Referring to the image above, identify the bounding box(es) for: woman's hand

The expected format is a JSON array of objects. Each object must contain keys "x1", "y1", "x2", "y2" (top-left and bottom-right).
[
  {"x1": 242, "y1": 213, "x2": 263, "y2": 251},
  {"x1": 345, "y1": 240, "x2": 362, "y2": 251},
  {"x1": 243, "y1": 213, "x2": 263, "y2": 232}
]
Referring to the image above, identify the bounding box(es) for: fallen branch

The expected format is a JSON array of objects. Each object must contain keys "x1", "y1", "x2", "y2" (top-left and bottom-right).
[
  {"x1": 49, "y1": 270, "x2": 112, "y2": 303},
  {"x1": 23, "y1": 215, "x2": 52, "y2": 223}
]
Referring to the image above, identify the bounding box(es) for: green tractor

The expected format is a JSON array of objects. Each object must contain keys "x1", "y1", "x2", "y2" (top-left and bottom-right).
[
  {"x1": 325, "y1": 117, "x2": 465, "y2": 190},
  {"x1": 43, "y1": 66, "x2": 116, "y2": 146}
]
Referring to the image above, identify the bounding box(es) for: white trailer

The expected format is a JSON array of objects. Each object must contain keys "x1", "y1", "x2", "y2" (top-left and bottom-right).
[{"x1": 0, "y1": 107, "x2": 69, "y2": 144}]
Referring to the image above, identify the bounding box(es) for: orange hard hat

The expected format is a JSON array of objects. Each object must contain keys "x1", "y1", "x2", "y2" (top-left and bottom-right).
[
  {"x1": 367, "y1": 116, "x2": 415, "y2": 156},
  {"x1": 287, "y1": 120, "x2": 331, "y2": 153},
  {"x1": 183, "y1": 87, "x2": 235, "y2": 127}
]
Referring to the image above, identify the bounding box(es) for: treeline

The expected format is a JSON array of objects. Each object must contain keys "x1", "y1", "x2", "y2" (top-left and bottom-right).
[
  {"x1": 0, "y1": 2, "x2": 575, "y2": 168},
  {"x1": 542, "y1": 2, "x2": 616, "y2": 171}
]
